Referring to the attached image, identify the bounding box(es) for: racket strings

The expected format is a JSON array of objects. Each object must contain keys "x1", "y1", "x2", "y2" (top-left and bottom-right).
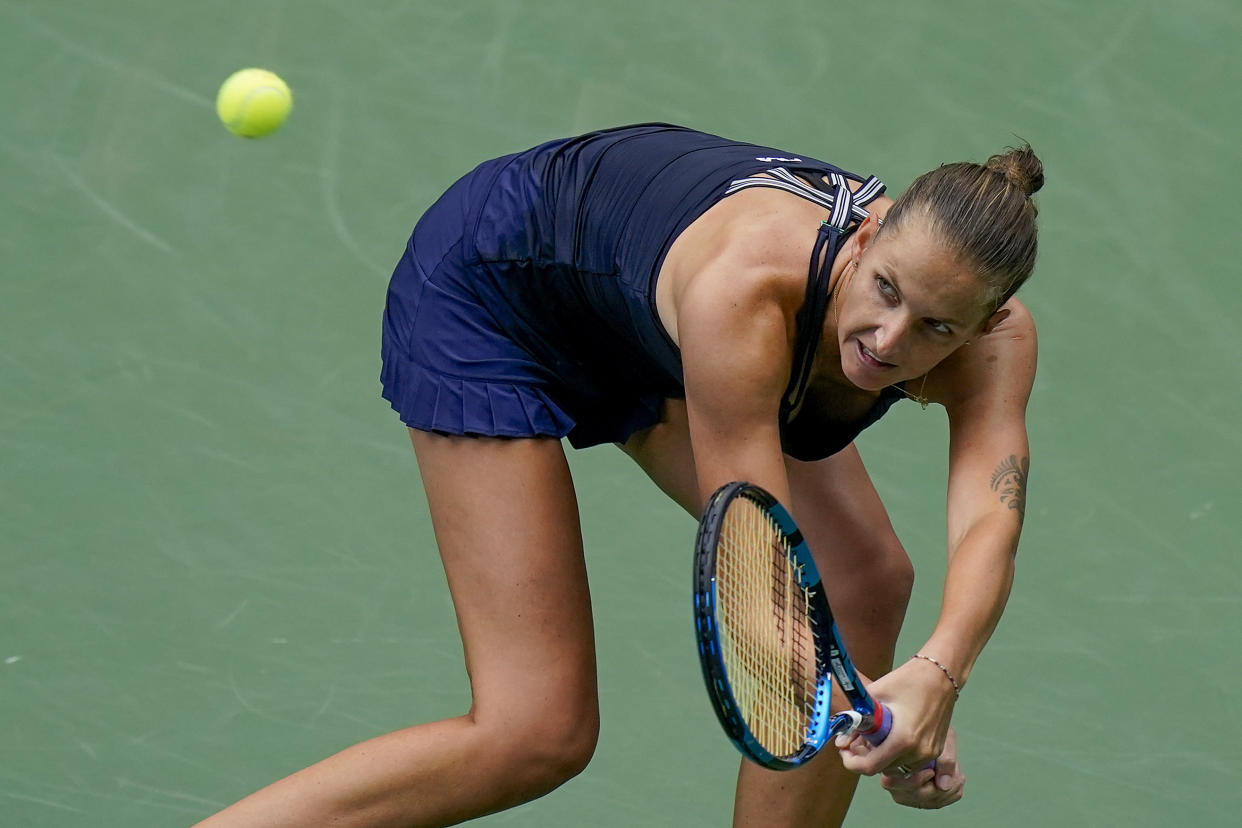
[{"x1": 716, "y1": 497, "x2": 818, "y2": 757}]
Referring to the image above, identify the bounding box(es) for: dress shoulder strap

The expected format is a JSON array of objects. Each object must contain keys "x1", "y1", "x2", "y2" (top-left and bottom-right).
[
  {"x1": 726, "y1": 168, "x2": 885, "y2": 422},
  {"x1": 725, "y1": 166, "x2": 886, "y2": 222}
]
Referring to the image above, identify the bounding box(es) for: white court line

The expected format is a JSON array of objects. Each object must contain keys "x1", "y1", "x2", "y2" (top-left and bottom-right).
[
  {"x1": 2, "y1": 792, "x2": 87, "y2": 815},
  {"x1": 0, "y1": 0, "x2": 212, "y2": 109},
  {"x1": 320, "y1": 73, "x2": 387, "y2": 277},
  {"x1": 48, "y1": 153, "x2": 177, "y2": 255}
]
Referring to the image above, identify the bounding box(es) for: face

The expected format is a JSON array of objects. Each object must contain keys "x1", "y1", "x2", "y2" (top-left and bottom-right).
[{"x1": 834, "y1": 216, "x2": 992, "y2": 391}]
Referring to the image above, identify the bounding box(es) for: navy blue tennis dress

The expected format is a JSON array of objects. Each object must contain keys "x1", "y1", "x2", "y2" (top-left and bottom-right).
[{"x1": 380, "y1": 123, "x2": 906, "y2": 461}]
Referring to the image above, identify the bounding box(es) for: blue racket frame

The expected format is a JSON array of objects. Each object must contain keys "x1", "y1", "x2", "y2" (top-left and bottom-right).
[{"x1": 693, "y1": 481, "x2": 890, "y2": 770}]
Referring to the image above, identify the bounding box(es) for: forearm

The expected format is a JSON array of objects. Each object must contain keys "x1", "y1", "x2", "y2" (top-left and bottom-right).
[
  {"x1": 920, "y1": 513, "x2": 1020, "y2": 688},
  {"x1": 833, "y1": 515, "x2": 1019, "y2": 777}
]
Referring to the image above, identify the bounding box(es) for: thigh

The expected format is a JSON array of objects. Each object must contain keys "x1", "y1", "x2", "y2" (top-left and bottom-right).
[
  {"x1": 411, "y1": 429, "x2": 598, "y2": 728},
  {"x1": 622, "y1": 400, "x2": 912, "y2": 675},
  {"x1": 624, "y1": 401, "x2": 912, "y2": 828},
  {"x1": 623, "y1": 399, "x2": 900, "y2": 543},
  {"x1": 785, "y1": 449, "x2": 913, "y2": 677}
]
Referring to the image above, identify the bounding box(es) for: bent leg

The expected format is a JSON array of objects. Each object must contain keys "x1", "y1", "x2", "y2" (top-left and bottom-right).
[
  {"x1": 195, "y1": 432, "x2": 598, "y2": 828},
  {"x1": 732, "y1": 448, "x2": 915, "y2": 827},
  {"x1": 622, "y1": 400, "x2": 914, "y2": 828},
  {"x1": 411, "y1": 431, "x2": 600, "y2": 813}
]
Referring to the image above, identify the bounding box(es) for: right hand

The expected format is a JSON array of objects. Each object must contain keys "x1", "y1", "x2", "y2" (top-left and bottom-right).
[{"x1": 879, "y1": 726, "x2": 965, "y2": 810}]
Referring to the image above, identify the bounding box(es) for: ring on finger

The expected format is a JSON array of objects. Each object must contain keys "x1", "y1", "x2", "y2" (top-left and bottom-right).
[{"x1": 895, "y1": 764, "x2": 912, "y2": 777}]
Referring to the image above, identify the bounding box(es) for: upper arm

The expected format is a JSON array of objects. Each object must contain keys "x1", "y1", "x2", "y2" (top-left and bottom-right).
[
  {"x1": 676, "y1": 257, "x2": 796, "y2": 508},
  {"x1": 938, "y1": 300, "x2": 1038, "y2": 551}
]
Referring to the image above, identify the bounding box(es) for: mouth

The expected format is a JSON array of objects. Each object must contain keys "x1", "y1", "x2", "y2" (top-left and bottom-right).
[{"x1": 855, "y1": 340, "x2": 897, "y2": 371}]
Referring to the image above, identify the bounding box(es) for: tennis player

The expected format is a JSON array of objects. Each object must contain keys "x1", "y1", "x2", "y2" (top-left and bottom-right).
[{"x1": 196, "y1": 123, "x2": 1040, "y2": 827}]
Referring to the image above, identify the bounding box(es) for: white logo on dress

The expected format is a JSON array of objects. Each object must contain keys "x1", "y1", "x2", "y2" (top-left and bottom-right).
[{"x1": 755, "y1": 156, "x2": 802, "y2": 163}]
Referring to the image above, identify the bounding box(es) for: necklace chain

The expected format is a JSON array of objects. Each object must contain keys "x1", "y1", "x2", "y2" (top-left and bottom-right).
[{"x1": 891, "y1": 374, "x2": 930, "y2": 410}]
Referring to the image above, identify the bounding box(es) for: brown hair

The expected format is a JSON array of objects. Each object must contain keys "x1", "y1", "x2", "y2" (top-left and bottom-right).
[{"x1": 881, "y1": 144, "x2": 1044, "y2": 314}]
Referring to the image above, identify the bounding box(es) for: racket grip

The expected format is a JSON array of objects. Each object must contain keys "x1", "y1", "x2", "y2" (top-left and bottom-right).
[
  {"x1": 862, "y1": 702, "x2": 892, "y2": 745},
  {"x1": 864, "y1": 704, "x2": 938, "y2": 773}
]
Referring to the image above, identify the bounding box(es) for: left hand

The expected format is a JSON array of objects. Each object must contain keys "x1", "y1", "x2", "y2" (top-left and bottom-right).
[
  {"x1": 879, "y1": 726, "x2": 965, "y2": 809},
  {"x1": 835, "y1": 656, "x2": 958, "y2": 775}
]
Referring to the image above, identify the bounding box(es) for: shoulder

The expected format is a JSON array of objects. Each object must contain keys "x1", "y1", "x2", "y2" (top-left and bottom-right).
[
  {"x1": 931, "y1": 298, "x2": 1038, "y2": 415},
  {"x1": 989, "y1": 297, "x2": 1037, "y2": 343},
  {"x1": 660, "y1": 191, "x2": 822, "y2": 344},
  {"x1": 981, "y1": 298, "x2": 1038, "y2": 374},
  {"x1": 691, "y1": 188, "x2": 825, "y2": 278}
]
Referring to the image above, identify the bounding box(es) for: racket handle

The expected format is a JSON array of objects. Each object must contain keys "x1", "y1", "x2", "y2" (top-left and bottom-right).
[
  {"x1": 861, "y1": 702, "x2": 892, "y2": 745},
  {"x1": 864, "y1": 703, "x2": 937, "y2": 773}
]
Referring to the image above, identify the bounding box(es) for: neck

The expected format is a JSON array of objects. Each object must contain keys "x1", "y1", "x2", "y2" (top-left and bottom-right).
[{"x1": 814, "y1": 250, "x2": 858, "y2": 388}]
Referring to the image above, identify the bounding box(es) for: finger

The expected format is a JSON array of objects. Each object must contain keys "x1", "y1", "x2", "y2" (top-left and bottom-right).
[
  {"x1": 886, "y1": 789, "x2": 923, "y2": 808},
  {"x1": 880, "y1": 767, "x2": 935, "y2": 791},
  {"x1": 838, "y1": 739, "x2": 903, "y2": 775},
  {"x1": 840, "y1": 749, "x2": 893, "y2": 776},
  {"x1": 880, "y1": 767, "x2": 963, "y2": 810},
  {"x1": 881, "y1": 775, "x2": 938, "y2": 809},
  {"x1": 932, "y1": 750, "x2": 961, "y2": 792},
  {"x1": 833, "y1": 731, "x2": 855, "y2": 750},
  {"x1": 925, "y1": 778, "x2": 966, "y2": 809},
  {"x1": 920, "y1": 774, "x2": 965, "y2": 809},
  {"x1": 879, "y1": 778, "x2": 925, "y2": 808},
  {"x1": 933, "y1": 760, "x2": 959, "y2": 792}
]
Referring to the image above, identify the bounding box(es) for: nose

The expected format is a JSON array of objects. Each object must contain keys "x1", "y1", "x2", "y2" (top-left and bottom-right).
[
  {"x1": 873, "y1": 313, "x2": 914, "y2": 361},
  {"x1": 873, "y1": 325, "x2": 897, "y2": 358},
  {"x1": 873, "y1": 321, "x2": 901, "y2": 358}
]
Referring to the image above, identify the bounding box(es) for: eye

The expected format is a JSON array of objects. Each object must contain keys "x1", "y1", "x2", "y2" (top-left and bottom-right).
[
  {"x1": 925, "y1": 319, "x2": 952, "y2": 335},
  {"x1": 875, "y1": 276, "x2": 897, "y2": 300}
]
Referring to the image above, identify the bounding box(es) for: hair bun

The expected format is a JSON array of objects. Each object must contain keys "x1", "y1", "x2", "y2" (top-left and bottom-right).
[{"x1": 986, "y1": 144, "x2": 1044, "y2": 198}]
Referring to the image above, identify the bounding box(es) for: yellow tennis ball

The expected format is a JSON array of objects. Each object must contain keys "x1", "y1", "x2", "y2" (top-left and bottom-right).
[{"x1": 216, "y1": 68, "x2": 292, "y2": 138}]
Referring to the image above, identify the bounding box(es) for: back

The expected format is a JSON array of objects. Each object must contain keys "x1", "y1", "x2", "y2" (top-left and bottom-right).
[
  {"x1": 466, "y1": 125, "x2": 864, "y2": 399},
  {"x1": 398, "y1": 123, "x2": 880, "y2": 450},
  {"x1": 473, "y1": 123, "x2": 857, "y2": 285}
]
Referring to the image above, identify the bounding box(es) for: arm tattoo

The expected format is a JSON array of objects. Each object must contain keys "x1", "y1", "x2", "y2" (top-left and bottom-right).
[{"x1": 990, "y1": 455, "x2": 1030, "y2": 524}]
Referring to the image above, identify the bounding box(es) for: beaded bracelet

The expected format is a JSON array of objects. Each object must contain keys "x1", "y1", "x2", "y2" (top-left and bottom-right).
[{"x1": 912, "y1": 653, "x2": 962, "y2": 699}]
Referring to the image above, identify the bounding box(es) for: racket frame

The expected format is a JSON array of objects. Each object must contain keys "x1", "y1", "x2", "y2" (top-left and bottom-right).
[{"x1": 693, "y1": 481, "x2": 887, "y2": 770}]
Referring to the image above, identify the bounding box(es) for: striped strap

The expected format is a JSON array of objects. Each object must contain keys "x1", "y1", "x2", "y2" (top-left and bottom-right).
[
  {"x1": 782, "y1": 223, "x2": 840, "y2": 418},
  {"x1": 725, "y1": 167, "x2": 886, "y2": 228},
  {"x1": 725, "y1": 165, "x2": 887, "y2": 421}
]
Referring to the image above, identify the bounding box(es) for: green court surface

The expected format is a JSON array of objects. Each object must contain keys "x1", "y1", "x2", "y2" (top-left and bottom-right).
[{"x1": 2, "y1": 0, "x2": 1240, "y2": 824}]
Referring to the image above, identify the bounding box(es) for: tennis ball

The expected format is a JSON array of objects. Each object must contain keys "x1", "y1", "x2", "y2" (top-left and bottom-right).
[{"x1": 216, "y1": 68, "x2": 292, "y2": 138}]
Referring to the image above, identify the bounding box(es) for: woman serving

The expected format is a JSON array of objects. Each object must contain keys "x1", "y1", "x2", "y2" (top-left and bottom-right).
[{"x1": 196, "y1": 123, "x2": 1041, "y2": 827}]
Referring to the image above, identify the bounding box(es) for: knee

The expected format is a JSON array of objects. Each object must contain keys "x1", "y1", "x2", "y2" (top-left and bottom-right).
[
  {"x1": 839, "y1": 540, "x2": 915, "y2": 677},
  {"x1": 845, "y1": 535, "x2": 915, "y2": 638},
  {"x1": 871, "y1": 539, "x2": 915, "y2": 617},
  {"x1": 481, "y1": 699, "x2": 600, "y2": 794},
  {"x1": 528, "y1": 704, "x2": 600, "y2": 785}
]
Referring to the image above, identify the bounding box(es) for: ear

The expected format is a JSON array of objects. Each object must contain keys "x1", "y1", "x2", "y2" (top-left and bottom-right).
[
  {"x1": 851, "y1": 211, "x2": 883, "y2": 259},
  {"x1": 981, "y1": 307, "x2": 1011, "y2": 334}
]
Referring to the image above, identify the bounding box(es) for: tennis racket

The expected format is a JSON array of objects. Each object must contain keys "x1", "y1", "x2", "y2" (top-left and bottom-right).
[{"x1": 693, "y1": 481, "x2": 891, "y2": 770}]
